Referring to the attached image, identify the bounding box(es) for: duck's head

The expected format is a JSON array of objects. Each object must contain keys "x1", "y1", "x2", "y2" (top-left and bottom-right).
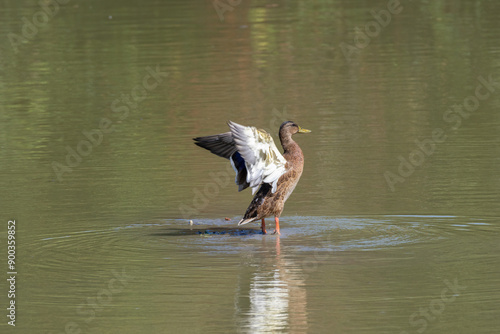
[{"x1": 279, "y1": 121, "x2": 311, "y2": 138}]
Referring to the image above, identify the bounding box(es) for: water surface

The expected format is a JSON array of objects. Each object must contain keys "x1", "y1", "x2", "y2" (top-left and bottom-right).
[{"x1": 1, "y1": 0, "x2": 499, "y2": 333}]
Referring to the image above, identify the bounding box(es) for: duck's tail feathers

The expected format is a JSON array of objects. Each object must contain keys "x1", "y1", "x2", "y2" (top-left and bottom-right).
[{"x1": 238, "y1": 217, "x2": 257, "y2": 226}]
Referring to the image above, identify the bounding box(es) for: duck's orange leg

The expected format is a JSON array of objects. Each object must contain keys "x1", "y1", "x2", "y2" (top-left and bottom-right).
[
  {"x1": 261, "y1": 219, "x2": 267, "y2": 234},
  {"x1": 273, "y1": 217, "x2": 280, "y2": 235}
]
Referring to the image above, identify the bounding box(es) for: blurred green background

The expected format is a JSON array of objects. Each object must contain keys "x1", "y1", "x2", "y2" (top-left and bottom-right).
[{"x1": 0, "y1": 0, "x2": 499, "y2": 333}]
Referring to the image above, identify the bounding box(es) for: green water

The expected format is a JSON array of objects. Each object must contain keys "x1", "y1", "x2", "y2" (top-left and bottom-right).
[{"x1": 1, "y1": 0, "x2": 499, "y2": 333}]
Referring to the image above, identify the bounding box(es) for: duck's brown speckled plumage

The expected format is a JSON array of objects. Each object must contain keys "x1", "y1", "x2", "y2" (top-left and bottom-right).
[
  {"x1": 239, "y1": 122, "x2": 305, "y2": 225},
  {"x1": 194, "y1": 121, "x2": 310, "y2": 234}
]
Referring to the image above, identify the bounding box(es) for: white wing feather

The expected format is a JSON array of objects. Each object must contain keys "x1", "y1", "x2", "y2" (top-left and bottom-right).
[{"x1": 228, "y1": 121, "x2": 287, "y2": 194}]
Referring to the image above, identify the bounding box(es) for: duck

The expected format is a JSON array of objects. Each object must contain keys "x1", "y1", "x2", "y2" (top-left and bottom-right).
[{"x1": 193, "y1": 121, "x2": 310, "y2": 234}]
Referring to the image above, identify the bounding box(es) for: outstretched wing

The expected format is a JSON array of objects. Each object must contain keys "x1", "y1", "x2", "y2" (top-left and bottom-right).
[
  {"x1": 193, "y1": 121, "x2": 288, "y2": 194},
  {"x1": 227, "y1": 121, "x2": 287, "y2": 194}
]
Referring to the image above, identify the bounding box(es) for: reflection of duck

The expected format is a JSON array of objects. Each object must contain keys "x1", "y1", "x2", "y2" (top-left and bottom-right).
[
  {"x1": 235, "y1": 236, "x2": 308, "y2": 333},
  {"x1": 194, "y1": 121, "x2": 310, "y2": 234}
]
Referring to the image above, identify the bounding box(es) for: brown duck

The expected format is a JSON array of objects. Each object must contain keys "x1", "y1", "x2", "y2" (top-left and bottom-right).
[{"x1": 194, "y1": 121, "x2": 310, "y2": 234}]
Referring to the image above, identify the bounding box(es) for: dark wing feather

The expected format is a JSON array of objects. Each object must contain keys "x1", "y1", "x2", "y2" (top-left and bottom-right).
[
  {"x1": 231, "y1": 152, "x2": 250, "y2": 191},
  {"x1": 193, "y1": 132, "x2": 250, "y2": 191},
  {"x1": 193, "y1": 132, "x2": 236, "y2": 159}
]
